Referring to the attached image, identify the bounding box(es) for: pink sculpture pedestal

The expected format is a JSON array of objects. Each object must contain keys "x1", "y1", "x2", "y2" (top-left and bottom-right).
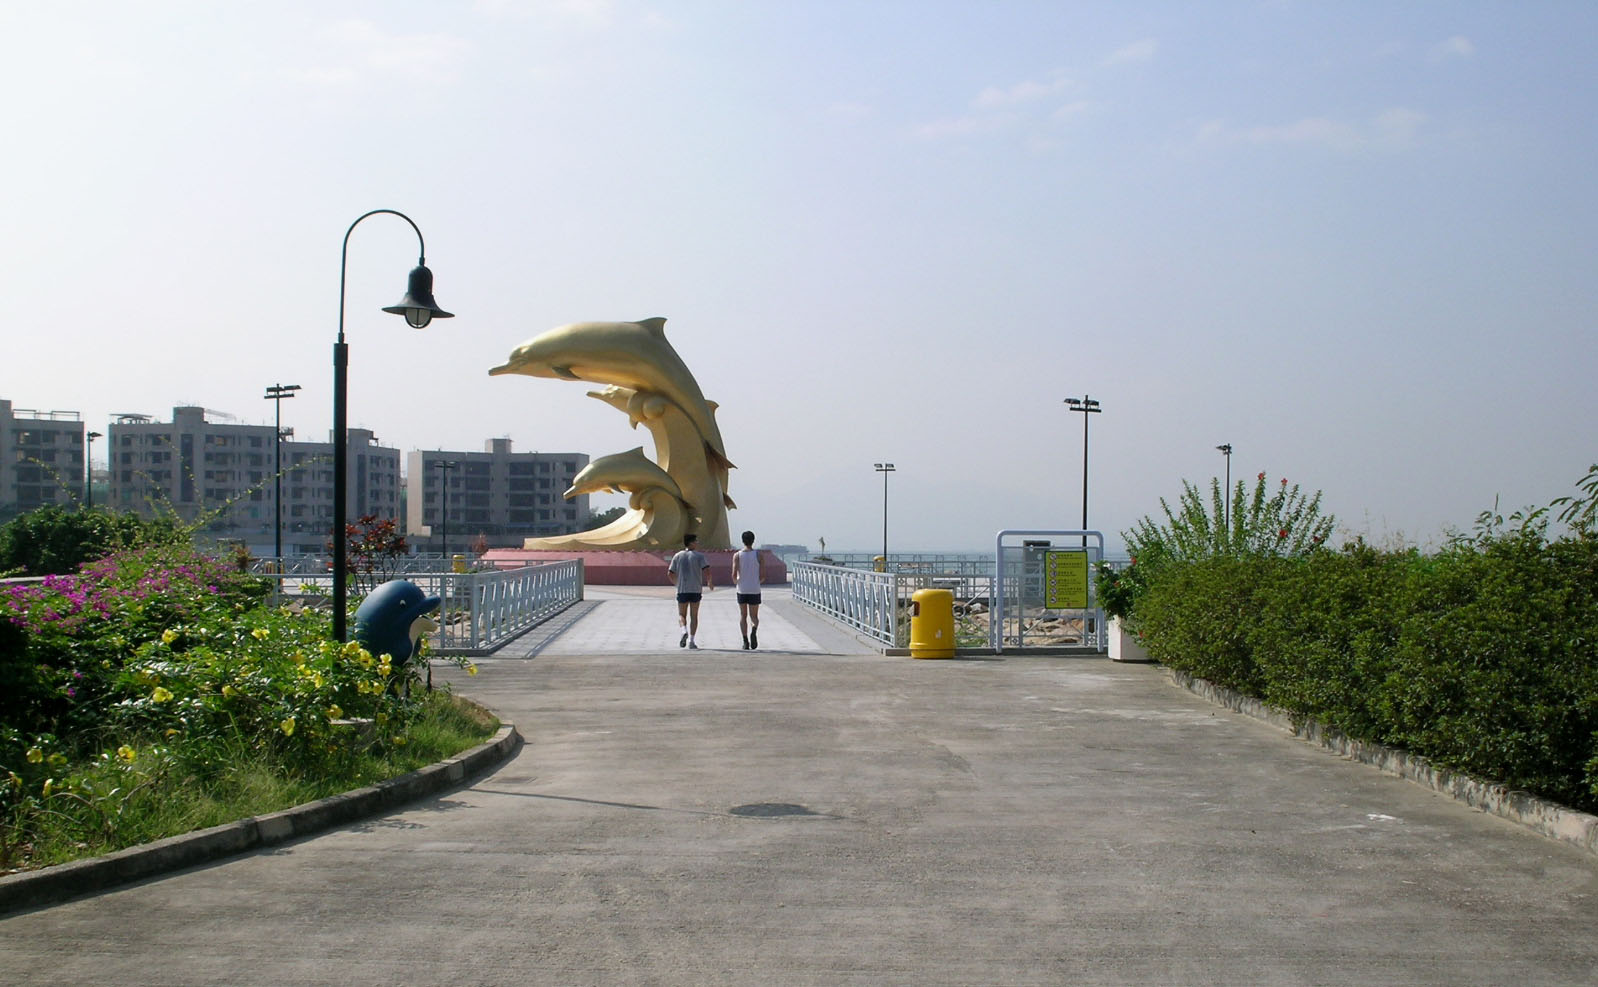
[{"x1": 481, "y1": 548, "x2": 787, "y2": 587}]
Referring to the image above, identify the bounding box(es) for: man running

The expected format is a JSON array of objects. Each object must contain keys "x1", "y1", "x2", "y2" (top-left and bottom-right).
[
  {"x1": 666, "y1": 533, "x2": 712, "y2": 649},
  {"x1": 732, "y1": 529, "x2": 765, "y2": 649}
]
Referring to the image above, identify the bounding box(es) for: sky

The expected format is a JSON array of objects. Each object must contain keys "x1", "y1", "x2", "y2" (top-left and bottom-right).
[{"x1": 4, "y1": 1, "x2": 1595, "y2": 554}]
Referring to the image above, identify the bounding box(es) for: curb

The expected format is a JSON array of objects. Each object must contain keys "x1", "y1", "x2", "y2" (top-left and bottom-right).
[
  {"x1": 0, "y1": 706, "x2": 522, "y2": 915},
  {"x1": 1166, "y1": 668, "x2": 1598, "y2": 858}
]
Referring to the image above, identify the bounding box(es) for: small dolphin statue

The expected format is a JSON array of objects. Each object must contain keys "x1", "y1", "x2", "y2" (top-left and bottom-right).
[{"x1": 353, "y1": 580, "x2": 442, "y2": 670}]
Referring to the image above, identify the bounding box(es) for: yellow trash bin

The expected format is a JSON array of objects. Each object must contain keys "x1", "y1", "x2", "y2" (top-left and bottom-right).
[
  {"x1": 909, "y1": 588, "x2": 955, "y2": 659},
  {"x1": 451, "y1": 554, "x2": 468, "y2": 574}
]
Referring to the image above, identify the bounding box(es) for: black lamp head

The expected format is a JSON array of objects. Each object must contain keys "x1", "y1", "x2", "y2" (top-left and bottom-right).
[{"x1": 383, "y1": 264, "x2": 454, "y2": 329}]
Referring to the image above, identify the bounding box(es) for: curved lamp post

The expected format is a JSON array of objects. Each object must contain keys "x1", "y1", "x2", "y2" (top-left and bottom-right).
[{"x1": 332, "y1": 210, "x2": 452, "y2": 641}]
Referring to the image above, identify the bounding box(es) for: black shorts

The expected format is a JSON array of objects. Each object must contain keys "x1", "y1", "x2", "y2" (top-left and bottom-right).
[
  {"x1": 676, "y1": 593, "x2": 703, "y2": 605},
  {"x1": 737, "y1": 592, "x2": 762, "y2": 606}
]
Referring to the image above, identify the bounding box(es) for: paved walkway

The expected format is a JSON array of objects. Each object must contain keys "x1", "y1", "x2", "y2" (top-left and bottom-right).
[{"x1": 3, "y1": 588, "x2": 1597, "y2": 985}]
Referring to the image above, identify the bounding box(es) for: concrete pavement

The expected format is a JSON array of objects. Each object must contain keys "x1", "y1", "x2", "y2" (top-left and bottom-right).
[{"x1": 2, "y1": 586, "x2": 1596, "y2": 985}]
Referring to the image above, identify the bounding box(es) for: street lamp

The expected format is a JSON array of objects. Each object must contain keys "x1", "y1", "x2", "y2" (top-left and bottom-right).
[
  {"x1": 332, "y1": 210, "x2": 452, "y2": 641},
  {"x1": 1216, "y1": 443, "x2": 1233, "y2": 538},
  {"x1": 264, "y1": 383, "x2": 301, "y2": 560},
  {"x1": 873, "y1": 462, "x2": 895, "y2": 563},
  {"x1": 433, "y1": 459, "x2": 458, "y2": 563},
  {"x1": 85, "y1": 431, "x2": 101, "y2": 508},
  {"x1": 1063, "y1": 395, "x2": 1102, "y2": 544}
]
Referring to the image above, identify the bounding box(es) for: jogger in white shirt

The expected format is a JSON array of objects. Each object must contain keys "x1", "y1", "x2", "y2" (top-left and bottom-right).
[{"x1": 731, "y1": 529, "x2": 765, "y2": 650}]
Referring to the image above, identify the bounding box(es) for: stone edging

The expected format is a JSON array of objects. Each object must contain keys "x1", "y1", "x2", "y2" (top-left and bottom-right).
[
  {"x1": 1167, "y1": 669, "x2": 1598, "y2": 858},
  {"x1": 0, "y1": 704, "x2": 522, "y2": 915}
]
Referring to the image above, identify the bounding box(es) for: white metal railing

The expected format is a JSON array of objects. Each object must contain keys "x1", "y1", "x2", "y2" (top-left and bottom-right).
[
  {"x1": 255, "y1": 559, "x2": 583, "y2": 655},
  {"x1": 248, "y1": 555, "x2": 498, "y2": 577},
  {"x1": 403, "y1": 560, "x2": 584, "y2": 655},
  {"x1": 791, "y1": 562, "x2": 901, "y2": 645},
  {"x1": 796, "y1": 539, "x2": 1112, "y2": 653}
]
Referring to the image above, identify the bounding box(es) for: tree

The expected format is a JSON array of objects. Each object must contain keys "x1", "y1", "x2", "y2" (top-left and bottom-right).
[
  {"x1": 0, "y1": 506, "x2": 184, "y2": 577},
  {"x1": 581, "y1": 506, "x2": 627, "y2": 531}
]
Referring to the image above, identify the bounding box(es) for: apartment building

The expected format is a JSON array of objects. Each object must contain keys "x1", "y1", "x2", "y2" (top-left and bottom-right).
[
  {"x1": 407, "y1": 439, "x2": 591, "y2": 552},
  {"x1": 1, "y1": 399, "x2": 87, "y2": 519},
  {"x1": 108, "y1": 407, "x2": 401, "y2": 553}
]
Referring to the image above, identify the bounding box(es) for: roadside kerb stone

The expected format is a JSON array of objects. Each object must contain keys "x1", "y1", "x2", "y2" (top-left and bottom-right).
[
  {"x1": 0, "y1": 712, "x2": 521, "y2": 915},
  {"x1": 1168, "y1": 667, "x2": 1598, "y2": 857}
]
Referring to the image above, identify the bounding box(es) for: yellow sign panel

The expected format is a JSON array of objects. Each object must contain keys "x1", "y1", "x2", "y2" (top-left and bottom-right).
[{"x1": 1044, "y1": 550, "x2": 1090, "y2": 609}]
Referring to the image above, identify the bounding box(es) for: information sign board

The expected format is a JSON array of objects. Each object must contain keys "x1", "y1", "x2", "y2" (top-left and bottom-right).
[{"x1": 1043, "y1": 550, "x2": 1090, "y2": 609}]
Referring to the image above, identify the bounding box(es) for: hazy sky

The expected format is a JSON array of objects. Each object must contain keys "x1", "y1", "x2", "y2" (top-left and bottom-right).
[{"x1": 4, "y1": 1, "x2": 1594, "y2": 553}]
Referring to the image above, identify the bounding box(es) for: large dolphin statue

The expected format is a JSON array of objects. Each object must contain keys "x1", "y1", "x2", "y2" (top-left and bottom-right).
[
  {"x1": 490, "y1": 317, "x2": 736, "y2": 551},
  {"x1": 489, "y1": 317, "x2": 733, "y2": 470},
  {"x1": 585, "y1": 385, "x2": 734, "y2": 545},
  {"x1": 529, "y1": 447, "x2": 692, "y2": 551}
]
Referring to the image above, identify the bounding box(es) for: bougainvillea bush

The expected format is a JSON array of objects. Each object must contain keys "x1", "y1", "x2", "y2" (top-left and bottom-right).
[{"x1": 1, "y1": 541, "x2": 482, "y2": 871}]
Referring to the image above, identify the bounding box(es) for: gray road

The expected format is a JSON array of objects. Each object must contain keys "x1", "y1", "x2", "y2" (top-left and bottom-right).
[{"x1": 2, "y1": 588, "x2": 1595, "y2": 986}]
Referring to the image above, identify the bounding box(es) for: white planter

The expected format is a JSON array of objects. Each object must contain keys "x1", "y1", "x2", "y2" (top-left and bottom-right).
[{"x1": 1108, "y1": 616, "x2": 1151, "y2": 663}]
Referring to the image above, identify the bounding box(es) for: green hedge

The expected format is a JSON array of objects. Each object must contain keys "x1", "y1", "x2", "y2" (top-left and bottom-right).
[{"x1": 1136, "y1": 534, "x2": 1598, "y2": 813}]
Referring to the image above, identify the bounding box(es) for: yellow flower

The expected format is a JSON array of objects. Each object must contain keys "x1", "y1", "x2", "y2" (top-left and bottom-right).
[
  {"x1": 222, "y1": 685, "x2": 239, "y2": 698},
  {"x1": 391, "y1": 736, "x2": 406, "y2": 747},
  {"x1": 151, "y1": 686, "x2": 174, "y2": 703},
  {"x1": 161, "y1": 628, "x2": 179, "y2": 645},
  {"x1": 326, "y1": 705, "x2": 343, "y2": 719},
  {"x1": 116, "y1": 745, "x2": 136, "y2": 763},
  {"x1": 290, "y1": 651, "x2": 307, "y2": 666},
  {"x1": 165, "y1": 728, "x2": 180, "y2": 738},
  {"x1": 26, "y1": 747, "x2": 44, "y2": 764},
  {"x1": 311, "y1": 672, "x2": 325, "y2": 689},
  {"x1": 280, "y1": 717, "x2": 296, "y2": 736},
  {"x1": 466, "y1": 663, "x2": 478, "y2": 676},
  {"x1": 357, "y1": 652, "x2": 374, "y2": 669},
  {"x1": 342, "y1": 641, "x2": 364, "y2": 659},
  {"x1": 42, "y1": 778, "x2": 54, "y2": 797},
  {"x1": 251, "y1": 627, "x2": 270, "y2": 640}
]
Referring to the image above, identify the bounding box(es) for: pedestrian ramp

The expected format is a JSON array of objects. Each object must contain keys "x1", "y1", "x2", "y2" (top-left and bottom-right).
[{"x1": 488, "y1": 586, "x2": 853, "y2": 658}]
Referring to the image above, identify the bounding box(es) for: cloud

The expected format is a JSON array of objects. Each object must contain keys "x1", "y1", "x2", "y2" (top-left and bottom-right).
[
  {"x1": 911, "y1": 112, "x2": 1020, "y2": 141},
  {"x1": 1196, "y1": 107, "x2": 1427, "y2": 153},
  {"x1": 1431, "y1": 35, "x2": 1475, "y2": 60},
  {"x1": 289, "y1": 19, "x2": 470, "y2": 87},
  {"x1": 474, "y1": 0, "x2": 618, "y2": 27},
  {"x1": 973, "y1": 76, "x2": 1071, "y2": 109},
  {"x1": 913, "y1": 72, "x2": 1086, "y2": 141},
  {"x1": 1103, "y1": 38, "x2": 1158, "y2": 66}
]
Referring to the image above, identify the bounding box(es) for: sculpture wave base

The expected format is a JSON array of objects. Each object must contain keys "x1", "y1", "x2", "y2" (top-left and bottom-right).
[{"x1": 481, "y1": 548, "x2": 788, "y2": 587}]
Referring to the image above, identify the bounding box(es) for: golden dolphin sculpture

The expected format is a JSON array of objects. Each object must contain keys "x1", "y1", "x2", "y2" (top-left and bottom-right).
[{"x1": 489, "y1": 317, "x2": 735, "y2": 550}]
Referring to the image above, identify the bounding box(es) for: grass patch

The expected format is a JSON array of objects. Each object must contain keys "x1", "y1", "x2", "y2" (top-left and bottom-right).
[{"x1": 4, "y1": 691, "x2": 498, "y2": 873}]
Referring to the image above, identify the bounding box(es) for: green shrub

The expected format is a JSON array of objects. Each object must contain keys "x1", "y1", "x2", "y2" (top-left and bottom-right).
[
  {"x1": 0, "y1": 506, "x2": 183, "y2": 578},
  {"x1": 1123, "y1": 466, "x2": 1598, "y2": 814},
  {"x1": 1, "y1": 539, "x2": 481, "y2": 871}
]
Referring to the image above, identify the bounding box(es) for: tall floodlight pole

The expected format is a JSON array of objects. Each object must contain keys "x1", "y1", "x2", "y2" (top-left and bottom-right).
[
  {"x1": 85, "y1": 431, "x2": 102, "y2": 508},
  {"x1": 264, "y1": 384, "x2": 301, "y2": 560},
  {"x1": 433, "y1": 459, "x2": 458, "y2": 562},
  {"x1": 1063, "y1": 396, "x2": 1102, "y2": 545},
  {"x1": 332, "y1": 210, "x2": 453, "y2": 642},
  {"x1": 873, "y1": 462, "x2": 896, "y2": 563},
  {"x1": 1216, "y1": 443, "x2": 1233, "y2": 540}
]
